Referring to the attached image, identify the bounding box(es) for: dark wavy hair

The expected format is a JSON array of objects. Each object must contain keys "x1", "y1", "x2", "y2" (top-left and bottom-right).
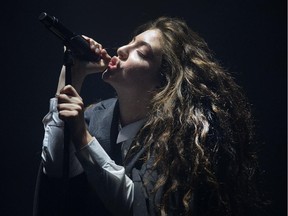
[{"x1": 126, "y1": 17, "x2": 265, "y2": 215}]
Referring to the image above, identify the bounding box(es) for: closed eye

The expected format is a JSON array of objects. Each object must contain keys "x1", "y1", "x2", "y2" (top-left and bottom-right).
[
  {"x1": 137, "y1": 50, "x2": 152, "y2": 60},
  {"x1": 137, "y1": 50, "x2": 146, "y2": 58}
]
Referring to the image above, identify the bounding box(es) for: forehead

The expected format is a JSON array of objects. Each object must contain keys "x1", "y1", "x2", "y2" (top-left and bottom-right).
[{"x1": 135, "y1": 29, "x2": 162, "y2": 52}]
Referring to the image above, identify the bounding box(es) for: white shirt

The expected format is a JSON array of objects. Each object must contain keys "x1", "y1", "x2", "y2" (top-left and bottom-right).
[{"x1": 41, "y1": 97, "x2": 146, "y2": 215}]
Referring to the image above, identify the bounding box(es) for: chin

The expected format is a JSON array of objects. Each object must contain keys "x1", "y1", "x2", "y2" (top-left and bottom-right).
[{"x1": 102, "y1": 69, "x2": 112, "y2": 80}]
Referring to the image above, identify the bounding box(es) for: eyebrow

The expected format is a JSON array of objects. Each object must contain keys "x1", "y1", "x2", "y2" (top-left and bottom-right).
[{"x1": 131, "y1": 37, "x2": 153, "y2": 52}]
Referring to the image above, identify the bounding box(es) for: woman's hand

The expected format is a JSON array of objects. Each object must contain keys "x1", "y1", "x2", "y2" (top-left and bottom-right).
[
  {"x1": 57, "y1": 84, "x2": 93, "y2": 149},
  {"x1": 71, "y1": 35, "x2": 112, "y2": 77},
  {"x1": 56, "y1": 36, "x2": 112, "y2": 95}
]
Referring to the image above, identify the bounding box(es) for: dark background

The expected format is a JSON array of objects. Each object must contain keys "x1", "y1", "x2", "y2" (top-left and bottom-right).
[{"x1": 0, "y1": 0, "x2": 286, "y2": 215}]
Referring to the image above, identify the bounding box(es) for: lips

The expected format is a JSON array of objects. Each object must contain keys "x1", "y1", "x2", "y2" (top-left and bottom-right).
[{"x1": 108, "y1": 56, "x2": 119, "y2": 70}]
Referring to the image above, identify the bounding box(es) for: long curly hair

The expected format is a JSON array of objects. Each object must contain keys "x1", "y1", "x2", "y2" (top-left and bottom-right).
[{"x1": 126, "y1": 17, "x2": 264, "y2": 215}]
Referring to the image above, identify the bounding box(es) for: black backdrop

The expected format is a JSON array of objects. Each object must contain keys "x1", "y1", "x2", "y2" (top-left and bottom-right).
[{"x1": 0, "y1": 0, "x2": 286, "y2": 215}]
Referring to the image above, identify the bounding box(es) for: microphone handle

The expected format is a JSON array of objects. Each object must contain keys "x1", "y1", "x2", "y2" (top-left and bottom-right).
[{"x1": 39, "y1": 12, "x2": 101, "y2": 62}]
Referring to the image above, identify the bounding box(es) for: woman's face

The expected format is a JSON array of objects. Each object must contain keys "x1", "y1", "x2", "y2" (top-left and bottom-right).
[{"x1": 102, "y1": 29, "x2": 163, "y2": 94}]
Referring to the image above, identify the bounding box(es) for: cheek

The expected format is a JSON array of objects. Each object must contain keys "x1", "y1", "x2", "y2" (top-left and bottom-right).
[
  {"x1": 124, "y1": 67, "x2": 160, "y2": 89},
  {"x1": 120, "y1": 54, "x2": 161, "y2": 87},
  {"x1": 122, "y1": 67, "x2": 147, "y2": 83},
  {"x1": 122, "y1": 59, "x2": 150, "y2": 80}
]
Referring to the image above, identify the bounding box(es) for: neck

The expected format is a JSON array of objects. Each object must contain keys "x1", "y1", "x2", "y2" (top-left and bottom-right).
[{"x1": 117, "y1": 90, "x2": 152, "y2": 126}]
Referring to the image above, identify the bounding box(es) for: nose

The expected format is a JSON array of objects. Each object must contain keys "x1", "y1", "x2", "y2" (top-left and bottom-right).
[{"x1": 117, "y1": 45, "x2": 129, "y2": 60}]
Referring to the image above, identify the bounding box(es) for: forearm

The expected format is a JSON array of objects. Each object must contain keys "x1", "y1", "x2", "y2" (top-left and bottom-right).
[{"x1": 56, "y1": 64, "x2": 86, "y2": 95}]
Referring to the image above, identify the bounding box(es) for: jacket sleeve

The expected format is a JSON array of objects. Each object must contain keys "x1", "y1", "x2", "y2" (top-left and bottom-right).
[
  {"x1": 76, "y1": 138, "x2": 134, "y2": 216},
  {"x1": 41, "y1": 97, "x2": 84, "y2": 178}
]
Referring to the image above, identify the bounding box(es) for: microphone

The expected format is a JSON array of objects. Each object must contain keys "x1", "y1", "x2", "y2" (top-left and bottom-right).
[{"x1": 38, "y1": 12, "x2": 101, "y2": 62}]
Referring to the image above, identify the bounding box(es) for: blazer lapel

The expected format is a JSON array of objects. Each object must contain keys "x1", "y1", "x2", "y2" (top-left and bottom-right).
[{"x1": 85, "y1": 98, "x2": 119, "y2": 159}]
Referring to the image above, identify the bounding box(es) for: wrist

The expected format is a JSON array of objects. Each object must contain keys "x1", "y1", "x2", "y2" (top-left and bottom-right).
[
  {"x1": 71, "y1": 63, "x2": 87, "y2": 92},
  {"x1": 74, "y1": 130, "x2": 93, "y2": 150}
]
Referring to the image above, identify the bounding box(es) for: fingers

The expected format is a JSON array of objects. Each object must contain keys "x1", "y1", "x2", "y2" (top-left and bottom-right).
[
  {"x1": 57, "y1": 103, "x2": 83, "y2": 120},
  {"x1": 67, "y1": 35, "x2": 111, "y2": 74},
  {"x1": 56, "y1": 85, "x2": 84, "y2": 121},
  {"x1": 57, "y1": 85, "x2": 82, "y2": 105},
  {"x1": 57, "y1": 94, "x2": 83, "y2": 107},
  {"x1": 60, "y1": 84, "x2": 80, "y2": 95},
  {"x1": 82, "y1": 35, "x2": 102, "y2": 52},
  {"x1": 82, "y1": 35, "x2": 111, "y2": 59},
  {"x1": 100, "y1": 49, "x2": 112, "y2": 64}
]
